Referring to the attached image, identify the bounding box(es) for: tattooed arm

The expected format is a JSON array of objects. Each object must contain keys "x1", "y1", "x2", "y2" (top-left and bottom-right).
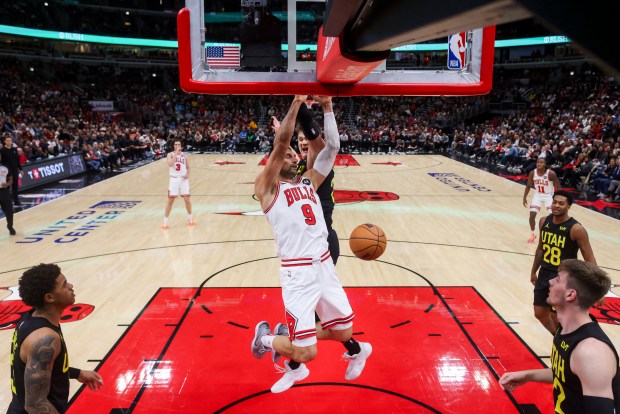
[{"x1": 21, "y1": 329, "x2": 61, "y2": 414}]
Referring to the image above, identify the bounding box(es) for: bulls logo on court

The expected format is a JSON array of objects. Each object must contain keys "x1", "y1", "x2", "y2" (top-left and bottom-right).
[
  {"x1": 0, "y1": 286, "x2": 95, "y2": 330},
  {"x1": 591, "y1": 293, "x2": 620, "y2": 325}
]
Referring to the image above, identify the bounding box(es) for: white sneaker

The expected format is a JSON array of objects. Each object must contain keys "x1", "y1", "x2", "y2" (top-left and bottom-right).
[
  {"x1": 271, "y1": 361, "x2": 309, "y2": 393},
  {"x1": 250, "y1": 321, "x2": 272, "y2": 359},
  {"x1": 343, "y1": 342, "x2": 372, "y2": 380},
  {"x1": 271, "y1": 323, "x2": 289, "y2": 363}
]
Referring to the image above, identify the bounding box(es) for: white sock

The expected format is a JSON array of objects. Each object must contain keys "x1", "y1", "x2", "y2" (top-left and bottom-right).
[
  {"x1": 163, "y1": 217, "x2": 168, "y2": 226},
  {"x1": 261, "y1": 335, "x2": 275, "y2": 349},
  {"x1": 187, "y1": 214, "x2": 193, "y2": 221}
]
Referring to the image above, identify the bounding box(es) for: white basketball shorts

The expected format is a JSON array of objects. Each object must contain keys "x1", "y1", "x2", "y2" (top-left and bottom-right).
[
  {"x1": 168, "y1": 176, "x2": 190, "y2": 197},
  {"x1": 279, "y1": 251, "x2": 354, "y2": 347},
  {"x1": 530, "y1": 192, "x2": 552, "y2": 212}
]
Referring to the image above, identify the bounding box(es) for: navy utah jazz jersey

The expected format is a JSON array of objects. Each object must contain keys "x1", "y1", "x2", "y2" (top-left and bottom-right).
[
  {"x1": 540, "y1": 216, "x2": 579, "y2": 273},
  {"x1": 552, "y1": 317, "x2": 620, "y2": 413},
  {"x1": 8, "y1": 312, "x2": 70, "y2": 414}
]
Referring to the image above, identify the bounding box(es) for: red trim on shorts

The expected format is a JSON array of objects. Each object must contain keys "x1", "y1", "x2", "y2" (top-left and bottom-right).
[
  {"x1": 281, "y1": 262, "x2": 312, "y2": 268},
  {"x1": 281, "y1": 250, "x2": 331, "y2": 267},
  {"x1": 294, "y1": 328, "x2": 317, "y2": 339},
  {"x1": 321, "y1": 313, "x2": 355, "y2": 329},
  {"x1": 263, "y1": 181, "x2": 280, "y2": 214},
  {"x1": 282, "y1": 257, "x2": 313, "y2": 262},
  {"x1": 320, "y1": 250, "x2": 331, "y2": 262}
]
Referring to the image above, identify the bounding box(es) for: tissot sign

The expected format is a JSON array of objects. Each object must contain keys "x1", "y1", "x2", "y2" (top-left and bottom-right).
[{"x1": 20, "y1": 155, "x2": 86, "y2": 190}]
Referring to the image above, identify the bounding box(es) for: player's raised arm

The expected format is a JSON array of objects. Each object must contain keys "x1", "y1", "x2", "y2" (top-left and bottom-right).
[
  {"x1": 303, "y1": 96, "x2": 333, "y2": 169},
  {"x1": 305, "y1": 97, "x2": 339, "y2": 189},
  {"x1": 255, "y1": 95, "x2": 306, "y2": 208}
]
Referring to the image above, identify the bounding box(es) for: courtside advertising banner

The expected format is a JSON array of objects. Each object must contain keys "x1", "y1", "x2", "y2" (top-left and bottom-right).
[{"x1": 20, "y1": 154, "x2": 86, "y2": 190}]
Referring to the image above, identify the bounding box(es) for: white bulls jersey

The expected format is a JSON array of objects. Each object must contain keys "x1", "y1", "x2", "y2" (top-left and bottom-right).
[
  {"x1": 169, "y1": 152, "x2": 187, "y2": 177},
  {"x1": 264, "y1": 177, "x2": 329, "y2": 260},
  {"x1": 533, "y1": 169, "x2": 554, "y2": 195}
]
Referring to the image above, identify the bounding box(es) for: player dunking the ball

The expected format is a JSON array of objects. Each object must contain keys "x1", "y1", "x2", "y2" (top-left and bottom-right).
[
  {"x1": 271, "y1": 96, "x2": 340, "y2": 262},
  {"x1": 251, "y1": 95, "x2": 372, "y2": 393},
  {"x1": 163, "y1": 139, "x2": 193, "y2": 228},
  {"x1": 272, "y1": 96, "x2": 365, "y2": 364}
]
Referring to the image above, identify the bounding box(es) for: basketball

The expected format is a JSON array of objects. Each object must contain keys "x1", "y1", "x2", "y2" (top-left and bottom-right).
[{"x1": 349, "y1": 224, "x2": 387, "y2": 260}]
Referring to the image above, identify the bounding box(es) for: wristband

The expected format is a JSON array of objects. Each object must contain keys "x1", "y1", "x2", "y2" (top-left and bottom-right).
[
  {"x1": 297, "y1": 104, "x2": 321, "y2": 141},
  {"x1": 68, "y1": 367, "x2": 81, "y2": 379}
]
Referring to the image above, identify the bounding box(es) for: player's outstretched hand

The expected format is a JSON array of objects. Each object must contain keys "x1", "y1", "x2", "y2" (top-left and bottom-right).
[
  {"x1": 78, "y1": 370, "x2": 104, "y2": 391},
  {"x1": 499, "y1": 371, "x2": 529, "y2": 392},
  {"x1": 271, "y1": 116, "x2": 281, "y2": 133},
  {"x1": 313, "y1": 96, "x2": 332, "y2": 105},
  {"x1": 294, "y1": 95, "x2": 308, "y2": 102}
]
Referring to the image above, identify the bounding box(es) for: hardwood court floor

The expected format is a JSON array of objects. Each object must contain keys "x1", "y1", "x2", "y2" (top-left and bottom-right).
[{"x1": 1, "y1": 154, "x2": 618, "y2": 413}]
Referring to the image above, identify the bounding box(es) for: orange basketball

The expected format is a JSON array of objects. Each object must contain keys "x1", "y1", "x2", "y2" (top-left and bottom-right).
[{"x1": 349, "y1": 224, "x2": 387, "y2": 261}]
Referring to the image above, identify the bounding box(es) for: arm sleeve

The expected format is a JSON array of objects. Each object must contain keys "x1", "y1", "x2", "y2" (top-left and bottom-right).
[{"x1": 313, "y1": 112, "x2": 339, "y2": 177}]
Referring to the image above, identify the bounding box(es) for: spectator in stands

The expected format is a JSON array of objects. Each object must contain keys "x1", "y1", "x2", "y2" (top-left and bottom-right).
[
  {"x1": 16, "y1": 148, "x2": 27, "y2": 165},
  {"x1": 593, "y1": 157, "x2": 616, "y2": 197},
  {"x1": 82, "y1": 145, "x2": 102, "y2": 172},
  {"x1": 259, "y1": 137, "x2": 271, "y2": 153},
  {"x1": 498, "y1": 140, "x2": 519, "y2": 168},
  {"x1": 603, "y1": 156, "x2": 620, "y2": 201}
]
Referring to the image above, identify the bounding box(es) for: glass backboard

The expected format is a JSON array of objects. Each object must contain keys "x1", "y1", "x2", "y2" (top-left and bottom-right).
[{"x1": 177, "y1": 0, "x2": 495, "y2": 96}]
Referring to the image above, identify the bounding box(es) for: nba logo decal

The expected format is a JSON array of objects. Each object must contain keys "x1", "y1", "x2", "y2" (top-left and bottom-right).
[{"x1": 448, "y1": 32, "x2": 466, "y2": 70}]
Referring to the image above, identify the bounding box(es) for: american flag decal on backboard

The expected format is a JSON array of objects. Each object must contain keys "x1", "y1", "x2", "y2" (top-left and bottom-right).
[{"x1": 206, "y1": 46, "x2": 240, "y2": 68}]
